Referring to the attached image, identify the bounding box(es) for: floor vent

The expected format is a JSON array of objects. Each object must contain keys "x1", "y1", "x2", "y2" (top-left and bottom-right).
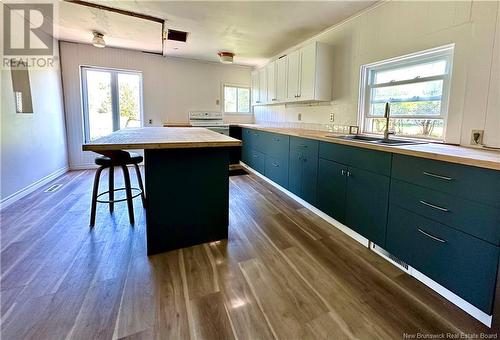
[
  {"x1": 371, "y1": 243, "x2": 409, "y2": 271},
  {"x1": 44, "y1": 184, "x2": 62, "y2": 193}
]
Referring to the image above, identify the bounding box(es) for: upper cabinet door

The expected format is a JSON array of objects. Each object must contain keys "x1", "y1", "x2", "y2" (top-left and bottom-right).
[
  {"x1": 258, "y1": 68, "x2": 268, "y2": 104},
  {"x1": 276, "y1": 57, "x2": 288, "y2": 101},
  {"x1": 251, "y1": 71, "x2": 260, "y2": 105},
  {"x1": 266, "y1": 62, "x2": 276, "y2": 103},
  {"x1": 299, "y1": 43, "x2": 317, "y2": 101},
  {"x1": 287, "y1": 49, "x2": 301, "y2": 101}
]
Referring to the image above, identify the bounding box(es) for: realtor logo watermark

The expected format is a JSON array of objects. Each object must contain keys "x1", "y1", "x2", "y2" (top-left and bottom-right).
[{"x1": 2, "y1": 2, "x2": 56, "y2": 69}]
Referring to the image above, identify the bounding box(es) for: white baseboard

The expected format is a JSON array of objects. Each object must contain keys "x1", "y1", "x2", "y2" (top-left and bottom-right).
[
  {"x1": 70, "y1": 163, "x2": 99, "y2": 170},
  {"x1": 240, "y1": 162, "x2": 493, "y2": 328},
  {"x1": 1, "y1": 166, "x2": 69, "y2": 210}
]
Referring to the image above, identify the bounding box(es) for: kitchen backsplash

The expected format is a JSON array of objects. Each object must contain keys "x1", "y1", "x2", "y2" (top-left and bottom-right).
[{"x1": 253, "y1": 102, "x2": 357, "y2": 133}]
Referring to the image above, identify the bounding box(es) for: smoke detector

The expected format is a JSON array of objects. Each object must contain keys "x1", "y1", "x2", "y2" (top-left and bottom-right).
[
  {"x1": 92, "y1": 31, "x2": 105, "y2": 48},
  {"x1": 218, "y1": 51, "x2": 234, "y2": 64}
]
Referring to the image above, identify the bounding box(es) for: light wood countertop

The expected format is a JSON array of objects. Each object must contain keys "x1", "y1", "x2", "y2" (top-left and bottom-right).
[
  {"x1": 235, "y1": 124, "x2": 500, "y2": 171},
  {"x1": 82, "y1": 127, "x2": 241, "y2": 152}
]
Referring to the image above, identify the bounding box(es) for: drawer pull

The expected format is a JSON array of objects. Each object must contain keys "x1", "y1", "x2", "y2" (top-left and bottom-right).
[
  {"x1": 298, "y1": 144, "x2": 308, "y2": 148},
  {"x1": 419, "y1": 200, "x2": 449, "y2": 212},
  {"x1": 418, "y1": 228, "x2": 447, "y2": 243},
  {"x1": 272, "y1": 162, "x2": 279, "y2": 167},
  {"x1": 273, "y1": 138, "x2": 280, "y2": 142},
  {"x1": 423, "y1": 171, "x2": 453, "y2": 181}
]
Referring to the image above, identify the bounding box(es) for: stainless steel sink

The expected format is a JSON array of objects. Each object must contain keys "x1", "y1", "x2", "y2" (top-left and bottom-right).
[{"x1": 326, "y1": 134, "x2": 427, "y2": 146}]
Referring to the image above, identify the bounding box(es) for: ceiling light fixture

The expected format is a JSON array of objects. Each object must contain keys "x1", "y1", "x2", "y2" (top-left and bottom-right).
[
  {"x1": 92, "y1": 31, "x2": 106, "y2": 48},
  {"x1": 218, "y1": 51, "x2": 234, "y2": 64}
]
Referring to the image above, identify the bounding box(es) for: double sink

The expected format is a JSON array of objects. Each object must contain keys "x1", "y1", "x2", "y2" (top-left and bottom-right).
[{"x1": 328, "y1": 134, "x2": 427, "y2": 146}]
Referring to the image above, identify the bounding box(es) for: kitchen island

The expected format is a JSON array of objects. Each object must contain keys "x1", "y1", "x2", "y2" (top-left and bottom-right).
[{"x1": 83, "y1": 127, "x2": 241, "y2": 255}]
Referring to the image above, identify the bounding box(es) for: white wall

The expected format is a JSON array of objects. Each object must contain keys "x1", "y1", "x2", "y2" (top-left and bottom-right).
[
  {"x1": 59, "y1": 42, "x2": 252, "y2": 169},
  {"x1": 255, "y1": 1, "x2": 500, "y2": 147},
  {"x1": 1, "y1": 40, "x2": 69, "y2": 204}
]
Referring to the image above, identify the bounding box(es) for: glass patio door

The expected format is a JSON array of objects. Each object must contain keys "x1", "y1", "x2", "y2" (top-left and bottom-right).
[{"x1": 82, "y1": 67, "x2": 142, "y2": 142}]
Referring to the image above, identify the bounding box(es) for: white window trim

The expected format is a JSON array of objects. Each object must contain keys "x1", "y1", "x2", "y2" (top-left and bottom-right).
[
  {"x1": 81, "y1": 66, "x2": 144, "y2": 143},
  {"x1": 221, "y1": 83, "x2": 251, "y2": 114},
  {"x1": 358, "y1": 44, "x2": 454, "y2": 140}
]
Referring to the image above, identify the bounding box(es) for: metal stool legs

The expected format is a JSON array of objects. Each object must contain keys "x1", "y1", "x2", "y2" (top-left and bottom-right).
[
  {"x1": 121, "y1": 165, "x2": 135, "y2": 225},
  {"x1": 90, "y1": 166, "x2": 105, "y2": 227},
  {"x1": 89, "y1": 164, "x2": 145, "y2": 227},
  {"x1": 109, "y1": 166, "x2": 114, "y2": 213},
  {"x1": 133, "y1": 164, "x2": 146, "y2": 208}
]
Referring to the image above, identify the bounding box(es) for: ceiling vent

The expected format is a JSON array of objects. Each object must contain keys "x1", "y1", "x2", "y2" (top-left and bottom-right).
[{"x1": 167, "y1": 29, "x2": 188, "y2": 43}]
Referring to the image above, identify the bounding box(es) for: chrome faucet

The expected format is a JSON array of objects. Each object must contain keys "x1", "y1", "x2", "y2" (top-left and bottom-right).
[{"x1": 383, "y1": 102, "x2": 394, "y2": 141}]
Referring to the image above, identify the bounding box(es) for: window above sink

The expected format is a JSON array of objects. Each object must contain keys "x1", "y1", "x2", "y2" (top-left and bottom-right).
[{"x1": 358, "y1": 45, "x2": 454, "y2": 141}]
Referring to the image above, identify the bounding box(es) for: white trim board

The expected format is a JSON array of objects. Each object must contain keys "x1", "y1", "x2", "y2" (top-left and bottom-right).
[
  {"x1": 0, "y1": 166, "x2": 69, "y2": 210},
  {"x1": 240, "y1": 162, "x2": 493, "y2": 328}
]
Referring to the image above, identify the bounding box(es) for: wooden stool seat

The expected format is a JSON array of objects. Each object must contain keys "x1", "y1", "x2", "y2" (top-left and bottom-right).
[{"x1": 89, "y1": 150, "x2": 146, "y2": 227}]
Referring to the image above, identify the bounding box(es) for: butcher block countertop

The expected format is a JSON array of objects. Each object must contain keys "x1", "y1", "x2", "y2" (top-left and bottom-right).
[
  {"x1": 236, "y1": 124, "x2": 500, "y2": 171},
  {"x1": 82, "y1": 127, "x2": 241, "y2": 152}
]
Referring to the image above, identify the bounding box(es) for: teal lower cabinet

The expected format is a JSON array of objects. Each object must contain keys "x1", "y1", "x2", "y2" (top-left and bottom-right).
[
  {"x1": 241, "y1": 129, "x2": 289, "y2": 188},
  {"x1": 250, "y1": 150, "x2": 265, "y2": 174},
  {"x1": 386, "y1": 204, "x2": 499, "y2": 314},
  {"x1": 345, "y1": 167, "x2": 390, "y2": 247},
  {"x1": 265, "y1": 154, "x2": 289, "y2": 188},
  {"x1": 317, "y1": 159, "x2": 348, "y2": 224},
  {"x1": 289, "y1": 137, "x2": 319, "y2": 205}
]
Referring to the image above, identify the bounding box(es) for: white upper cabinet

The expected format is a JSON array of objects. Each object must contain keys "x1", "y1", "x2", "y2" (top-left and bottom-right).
[
  {"x1": 251, "y1": 71, "x2": 260, "y2": 105},
  {"x1": 266, "y1": 61, "x2": 276, "y2": 103},
  {"x1": 276, "y1": 57, "x2": 288, "y2": 101},
  {"x1": 258, "y1": 67, "x2": 268, "y2": 104},
  {"x1": 286, "y1": 49, "x2": 301, "y2": 101},
  {"x1": 299, "y1": 42, "x2": 317, "y2": 100},
  {"x1": 252, "y1": 41, "x2": 333, "y2": 105}
]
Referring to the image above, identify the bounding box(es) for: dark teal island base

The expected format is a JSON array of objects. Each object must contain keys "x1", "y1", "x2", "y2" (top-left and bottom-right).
[{"x1": 144, "y1": 147, "x2": 230, "y2": 255}]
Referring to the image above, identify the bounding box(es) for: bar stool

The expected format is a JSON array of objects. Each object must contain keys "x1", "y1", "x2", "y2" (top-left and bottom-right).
[{"x1": 89, "y1": 151, "x2": 146, "y2": 227}]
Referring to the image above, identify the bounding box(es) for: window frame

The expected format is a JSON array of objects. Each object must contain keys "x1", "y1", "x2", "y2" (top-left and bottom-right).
[
  {"x1": 221, "y1": 83, "x2": 251, "y2": 114},
  {"x1": 358, "y1": 45, "x2": 454, "y2": 140},
  {"x1": 81, "y1": 66, "x2": 144, "y2": 143}
]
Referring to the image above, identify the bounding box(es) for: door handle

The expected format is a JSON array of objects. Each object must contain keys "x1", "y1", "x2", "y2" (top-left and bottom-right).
[
  {"x1": 423, "y1": 171, "x2": 453, "y2": 181},
  {"x1": 419, "y1": 200, "x2": 449, "y2": 212},
  {"x1": 418, "y1": 228, "x2": 447, "y2": 243}
]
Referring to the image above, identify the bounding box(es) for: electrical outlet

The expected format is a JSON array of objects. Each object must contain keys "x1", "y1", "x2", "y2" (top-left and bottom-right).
[
  {"x1": 329, "y1": 113, "x2": 334, "y2": 122},
  {"x1": 148, "y1": 119, "x2": 153, "y2": 125},
  {"x1": 298, "y1": 113, "x2": 302, "y2": 121},
  {"x1": 470, "y1": 130, "x2": 484, "y2": 145},
  {"x1": 216, "y1": 99, "x2": 220, "y2": 105}
]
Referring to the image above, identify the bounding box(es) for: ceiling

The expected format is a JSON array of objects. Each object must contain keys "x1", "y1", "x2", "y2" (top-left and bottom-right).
[{"x1": 55, "y1": 1, "x2": 376, "y2": 67}]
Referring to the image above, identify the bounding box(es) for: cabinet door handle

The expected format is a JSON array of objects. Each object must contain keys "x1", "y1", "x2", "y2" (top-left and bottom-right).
[
  {"x1": 419, "y1": 200, "x2": 449, "y2": 212},
  {"x1": 423, "y1": 171, "x2": 453, "y2": 181},
  {"x1": 418, "y1": 228, "x2": 447, "y2": 243},
  {"x1": 272, "y1": 162, "x2": 279, "y2": 167},
  {"x1": 346, "y1": 170, "x2": 351, "y2": 177},
  {"x1": 341, "y1": 169, "x2": 347, "y2": 176}
]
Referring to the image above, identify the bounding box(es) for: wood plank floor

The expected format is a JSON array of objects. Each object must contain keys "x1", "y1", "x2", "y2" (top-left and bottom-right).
[{"x1": 0, "y1": 169, "x2": 495, "y2": 339}]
